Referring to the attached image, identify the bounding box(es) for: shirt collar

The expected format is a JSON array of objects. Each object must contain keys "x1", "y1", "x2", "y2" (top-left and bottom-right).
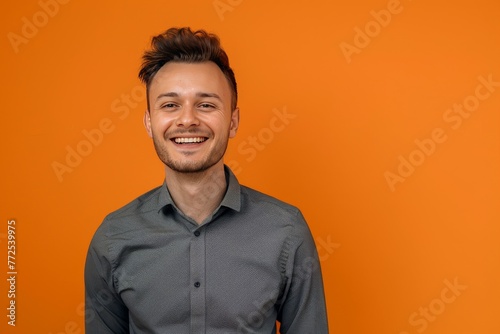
[
  {"x1": 220, "y1": 165, "x2": 241, "y2": 212},
  {"x1": 156, "y1": 165, "x2": 241, "y2": 213}
]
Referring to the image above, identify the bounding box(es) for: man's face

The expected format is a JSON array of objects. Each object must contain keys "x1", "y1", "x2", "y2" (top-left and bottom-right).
[{"x1": 144, "y1": 61, "x2": 239, "y2": 174}]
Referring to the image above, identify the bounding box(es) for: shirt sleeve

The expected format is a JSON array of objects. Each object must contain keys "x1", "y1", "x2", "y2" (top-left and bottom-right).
[
  {"x1": 277, "y1": 211, "x2": 329, "y2": 333},
  {"x1": 84, "y1": 230, "x2": 129, "y2": 333}
]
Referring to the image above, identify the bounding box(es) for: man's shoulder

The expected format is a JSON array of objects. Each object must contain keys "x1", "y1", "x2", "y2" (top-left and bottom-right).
[
  {"x1": 97, "y1": 185, "x2": 164, "y2": 233},
  {"x1": 110, "y1": 185, "x2": 163, "y2": 217},
  {"x1": 240, "y1": 185, "x2": 301, "y2": 218},
  {"x1": 239, "y1": 185, "x2": 314, "y2": 243}
]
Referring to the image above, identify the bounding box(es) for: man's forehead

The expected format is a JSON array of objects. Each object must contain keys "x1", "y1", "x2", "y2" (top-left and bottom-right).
[
  {"x1": 149, "y1": 62, "x2": 231, "y2": 97},
  {"x1": 154, "y1": 61, "x2": 223, "y2": 79}
]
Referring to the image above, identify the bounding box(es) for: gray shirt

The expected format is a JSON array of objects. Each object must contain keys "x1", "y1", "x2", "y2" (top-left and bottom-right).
[{"x1": 85, "y1": 166, "x2": 328, "y2": 333}]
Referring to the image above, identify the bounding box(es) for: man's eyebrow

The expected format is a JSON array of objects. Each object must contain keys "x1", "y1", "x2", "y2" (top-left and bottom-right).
[
  {"x1": 155, "y1": 92, "x2": 222, "y2": 101},
  {"x1": 155, "y1": 92, "x2": 179, "y2": 100},
  {"x1": 196, "y1": 92, "x2": 222, "y2": 101}
]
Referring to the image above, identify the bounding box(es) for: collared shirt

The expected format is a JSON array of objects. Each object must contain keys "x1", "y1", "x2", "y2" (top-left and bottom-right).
[{"x1": 85, "y1": 166, "x2": 328, "y2": 333}]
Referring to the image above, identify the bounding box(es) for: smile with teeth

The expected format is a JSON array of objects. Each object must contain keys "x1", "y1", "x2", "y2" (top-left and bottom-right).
[{"x1": 173, "y1": 137, "x2": 207, "y2": 144}]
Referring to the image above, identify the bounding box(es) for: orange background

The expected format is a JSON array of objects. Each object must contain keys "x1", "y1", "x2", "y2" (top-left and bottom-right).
[{"x1": 1, "y1": 0, "x2": 499, "y2": 333}]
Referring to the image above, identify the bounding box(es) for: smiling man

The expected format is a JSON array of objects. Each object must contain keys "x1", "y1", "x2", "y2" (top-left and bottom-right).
[{"x1": 84, "y1": 27, "x2": 328, "y2": 334}]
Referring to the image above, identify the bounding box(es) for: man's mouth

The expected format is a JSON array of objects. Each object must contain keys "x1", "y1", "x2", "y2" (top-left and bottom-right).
[{"x1": 172, "y1": 137, "x2": 208, "y2": 144}]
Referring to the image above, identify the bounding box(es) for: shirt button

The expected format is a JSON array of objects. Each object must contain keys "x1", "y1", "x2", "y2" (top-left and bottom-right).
[
  {"x1": 194, "y1": 231, "x2": 201, "y2": 237},
  {"x1": 194, "y1": 282, "x2": 201, "y2": 288}
]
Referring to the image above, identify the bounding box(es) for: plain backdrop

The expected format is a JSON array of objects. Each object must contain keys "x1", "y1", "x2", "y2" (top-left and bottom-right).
[{"x1": 1, "y1": 0, "x2": 499, "y2": 333}]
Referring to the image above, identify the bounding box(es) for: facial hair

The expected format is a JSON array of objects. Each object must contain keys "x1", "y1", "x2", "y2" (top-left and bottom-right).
[{"x1": 151, "y1": 129, "x2": 230, "y2": 174}]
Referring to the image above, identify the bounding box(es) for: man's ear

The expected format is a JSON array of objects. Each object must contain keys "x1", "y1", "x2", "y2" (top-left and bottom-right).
[
  {"x1": 229, "y1": 107, "x2": 240, "y2": 138},
  {"x1": 143, "y1": 110, "x2": 153, "y2": 138}
]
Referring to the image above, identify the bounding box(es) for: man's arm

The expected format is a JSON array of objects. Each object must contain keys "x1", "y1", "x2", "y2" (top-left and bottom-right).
[
  {"x1": 84, "y1": 237, "x2": 129, "y2": 333},
  {"x1": 277, "y1": 212, "x2": 329, "y2": 333}
]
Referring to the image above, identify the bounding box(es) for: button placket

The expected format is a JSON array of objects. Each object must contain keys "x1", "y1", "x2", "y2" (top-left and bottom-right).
[{"x1": 189, "y1": 228, "x2": 206, "y2": 333}]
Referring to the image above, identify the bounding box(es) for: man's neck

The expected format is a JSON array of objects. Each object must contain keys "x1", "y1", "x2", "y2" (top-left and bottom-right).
[{"x1": 164, "y1": 164, "x2": 227, "y2": 225}]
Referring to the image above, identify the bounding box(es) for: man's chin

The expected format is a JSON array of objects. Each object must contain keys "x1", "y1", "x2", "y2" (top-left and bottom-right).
[{"x1": 164, "y1": 160, "x2": 216, "y2": 174}]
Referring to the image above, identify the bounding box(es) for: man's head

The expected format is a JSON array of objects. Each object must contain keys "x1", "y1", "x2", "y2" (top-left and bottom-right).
[
  {"x1": 139, "y1": 27, "x2": 239, "y2": 174},
  {"x1": 139, "y1": 27, "x2": 238, "y2": 111}
]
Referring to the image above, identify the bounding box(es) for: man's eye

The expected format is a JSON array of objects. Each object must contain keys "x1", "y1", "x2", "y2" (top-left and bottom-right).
[
  {"x1": 199, "y1": 103, "x2": 215, "y2": 109},
  {"x1": 161, "y1": 103, "x2": 177, "y2": 108}
]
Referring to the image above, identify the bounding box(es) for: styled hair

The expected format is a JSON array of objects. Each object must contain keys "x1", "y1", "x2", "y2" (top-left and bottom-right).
[{"x1": 138, "y1": 27, "x2": 238, "y2": 110}]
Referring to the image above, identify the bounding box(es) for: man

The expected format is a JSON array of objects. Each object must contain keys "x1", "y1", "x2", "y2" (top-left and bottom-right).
[{"x1": 85, "y1": 27, "x2": 328, "y2": 333}]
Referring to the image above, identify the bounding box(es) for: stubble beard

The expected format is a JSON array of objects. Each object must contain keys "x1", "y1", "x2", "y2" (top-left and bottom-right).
[{"x1": 152, "y1": 132, "x2": 229, "y2": 174}]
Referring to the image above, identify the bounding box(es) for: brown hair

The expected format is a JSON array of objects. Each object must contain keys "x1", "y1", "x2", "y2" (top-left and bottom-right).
[{"x1": 139, "y1": 27, "x2": 238, "y2": 110}]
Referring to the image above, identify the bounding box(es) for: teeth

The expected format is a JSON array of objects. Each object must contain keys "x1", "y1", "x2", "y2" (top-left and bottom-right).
[{"x1": 174, "y1": 137, "x2": 206, "y2": 144}]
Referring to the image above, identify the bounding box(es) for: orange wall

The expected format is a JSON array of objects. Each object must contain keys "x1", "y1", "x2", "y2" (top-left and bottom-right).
[{"x1": 1, "y1": 0, "x2": 499, "y2": 333}]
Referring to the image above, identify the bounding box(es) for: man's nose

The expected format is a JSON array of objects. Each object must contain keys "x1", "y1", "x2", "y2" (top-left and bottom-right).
[{"x1": 175, "y1": 105, "x2": 200, "y2": 127}]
